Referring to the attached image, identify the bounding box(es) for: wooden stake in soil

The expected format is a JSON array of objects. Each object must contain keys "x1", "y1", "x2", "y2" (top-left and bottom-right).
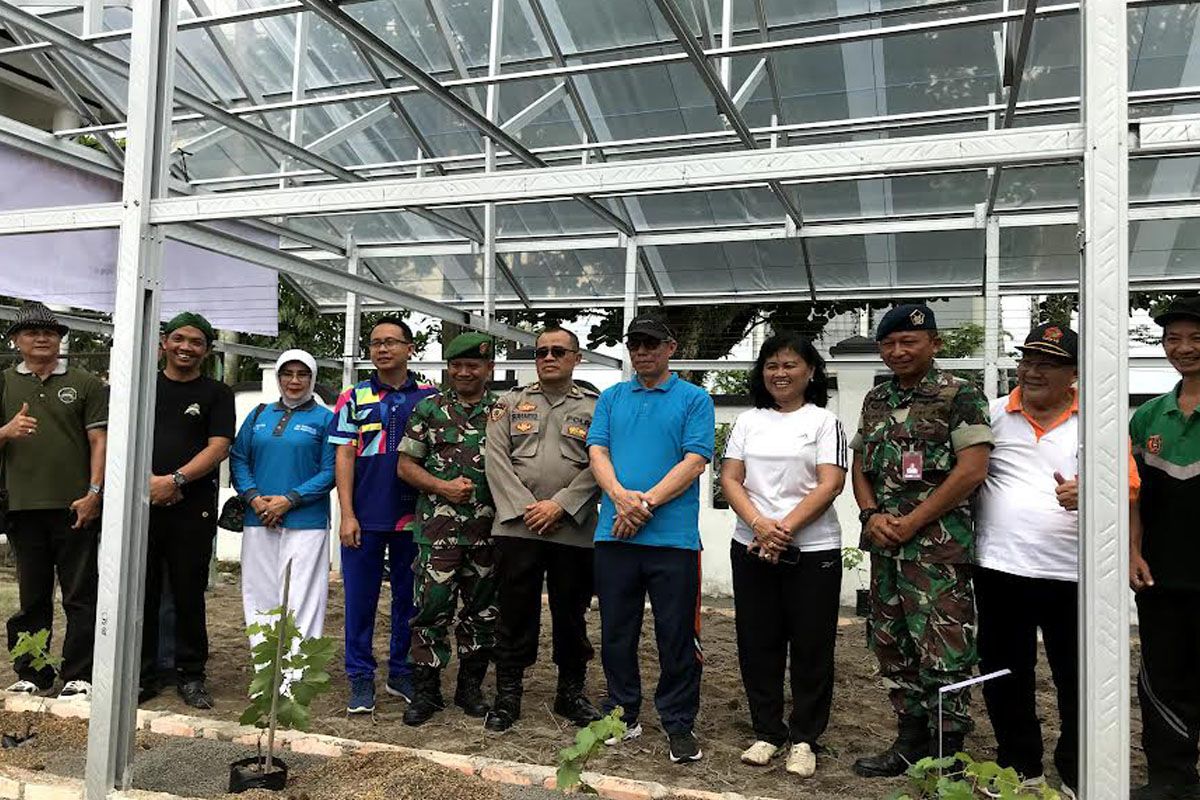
[{"x1": 264, "y1": 559, "x2": 293, "y2": 774}]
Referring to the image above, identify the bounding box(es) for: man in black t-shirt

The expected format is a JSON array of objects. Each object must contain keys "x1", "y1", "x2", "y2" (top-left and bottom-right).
[{"x1": 139, "y1": 312, "x2": 235, "y2": 709}]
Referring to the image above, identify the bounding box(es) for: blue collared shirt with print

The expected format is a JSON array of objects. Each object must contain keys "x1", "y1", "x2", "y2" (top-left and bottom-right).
[{"x1": 327, "y1": 372, "x2": 438, "y2": 532}]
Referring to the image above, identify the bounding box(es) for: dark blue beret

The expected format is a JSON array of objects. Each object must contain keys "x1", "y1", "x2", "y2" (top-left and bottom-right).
[{"x1": 875, "y1": 304, "x2": 937, "y2": 342}]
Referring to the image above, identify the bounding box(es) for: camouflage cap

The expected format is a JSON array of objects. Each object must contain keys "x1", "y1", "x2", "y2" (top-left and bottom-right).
[
  {"x1": 875, "y1": 303, "x2": 937, "y2": 341},
  {"x1": 445, "y1": 331, "x2": 495, "y2": 361}
]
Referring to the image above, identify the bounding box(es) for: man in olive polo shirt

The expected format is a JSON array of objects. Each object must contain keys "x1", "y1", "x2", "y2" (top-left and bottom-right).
[
  {"x1": 1130, "y1": 296, "x2": 1200, "y2": 800},
  {"x1": 1, "y1": 301, "x2": 107, "y2": 701}
]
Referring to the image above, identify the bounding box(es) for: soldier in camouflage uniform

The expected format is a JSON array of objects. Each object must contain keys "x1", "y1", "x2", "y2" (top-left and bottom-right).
[
  {"x1": 397, "y1": 332, "x2": 498, "y2": 726},
  {"x1": 849, "y1": 304, "x2": 994, "y2": 778}
]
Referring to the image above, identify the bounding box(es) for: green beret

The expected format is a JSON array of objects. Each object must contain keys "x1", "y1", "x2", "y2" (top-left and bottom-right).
[
  {"x1": 164, "y1": 311, "x2": 216, "y2": 344},
  {"x1": 875, "y1": 303, "x2": 937, "y2": 341},
  {"x1": 445, "y1": 331, "x2": 495, "y2": 362}
]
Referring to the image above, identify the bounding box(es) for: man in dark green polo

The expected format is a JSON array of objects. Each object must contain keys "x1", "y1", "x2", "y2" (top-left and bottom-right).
[
  {"x1": 1130, "y1": 296, "x2": 1200, "y2": 800},
  {"x1": 1, "y1": 301, "x2": 107, "y2": 701}
]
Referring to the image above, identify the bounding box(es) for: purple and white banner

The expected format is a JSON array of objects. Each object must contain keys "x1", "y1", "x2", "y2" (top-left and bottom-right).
[{"x1": 0, "y1": 143, "x2": 279, "y2": 336}]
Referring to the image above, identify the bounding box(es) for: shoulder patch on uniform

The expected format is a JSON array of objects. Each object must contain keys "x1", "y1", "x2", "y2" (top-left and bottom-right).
[{"x1": 490, "y1": 403, "x2": 507, "y2": 422}]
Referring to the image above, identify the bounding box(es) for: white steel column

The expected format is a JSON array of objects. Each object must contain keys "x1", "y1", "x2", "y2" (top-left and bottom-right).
[
  {"x1": 342, "y1": 236, "x2": 362, "y2": 390},
  {"x1": 483, "y1": 0, "x2": 504, "y2": 324},
  {"x1": 719, "y1": 0, "x2": 733, "y2": 91},
  {"x1": 622, "y1": 237, "x2": 638, "y2": 380},
  {"x1": 281, "y1": 11, "x2": 310, "y2": 188},
  {"x1": 84, "y1": 0, "x2": 178, "y2": 794},
  {"x1": 1079, "y1": 2, "x2": 1130, "y2": 799},
  {"x1": 984, "y1": 217, "x2": 1000, "y2": 399}
]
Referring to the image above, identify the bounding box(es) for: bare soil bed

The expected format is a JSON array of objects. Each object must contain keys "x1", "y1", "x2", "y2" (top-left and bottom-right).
[
  {"x1": 0, "y1": 710, "x2": 558, "y2": 800},
  {"x1": 0, "y1": 564, "x2": 1148, "y2": 799}
]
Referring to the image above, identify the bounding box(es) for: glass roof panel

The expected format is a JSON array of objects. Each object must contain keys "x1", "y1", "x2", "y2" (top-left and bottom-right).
[
  {"x1": 791, "y1": 171, "x2": 988, "y2": 220},
  {"x1": 810, "y1": 230, "x2": 982, "y2": 292},
  {"x1": 537, "y1": 0, "x2": 674, "y2": 55},
  {"x1": 506, "y1": 249, "x2": 629, "y2": 298},
  {"x1": 369, "y1": 255, "x2": 484, "y2": 301},
  {"x1": 1129, "y1": 4, "x2": 1200, "y2": 92},
  {"x1": 1131, "y1": 219, "x2": 1200, "y2": 281},
  {"x1": 999, "y1": 225, "x2": 1076, "y2": 285}
]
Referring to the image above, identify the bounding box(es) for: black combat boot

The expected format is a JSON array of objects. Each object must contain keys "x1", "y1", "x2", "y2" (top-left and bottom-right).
[
  {"x1": 484, "y1": 666, "x2": 523, "y2": 732},
  {"x1": 552, "y1": 668, "x2": 602, "y2": 727},
  {"x1": 454, "y1": 653, "x2": 491, "y2": 717},
  {"x1": 402, "y1": 666, "x2": 445, "y2": 727},
  {"x1": 852, "y1": 715, "x2": 931, "y2": 778}
]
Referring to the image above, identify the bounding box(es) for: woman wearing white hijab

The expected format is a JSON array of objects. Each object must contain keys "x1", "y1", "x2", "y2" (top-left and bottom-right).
[{"x1": 231, "y1": 350, "x2": 336, "y2": 641}]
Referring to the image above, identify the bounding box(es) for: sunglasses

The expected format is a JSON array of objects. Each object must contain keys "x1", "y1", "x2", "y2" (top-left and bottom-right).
[
  {"x1": 626, "y1": 337, "x2": 665, "y2": 352},
  {"x1": 535, "y1": 345, "x2": 578, "y2": 360}
]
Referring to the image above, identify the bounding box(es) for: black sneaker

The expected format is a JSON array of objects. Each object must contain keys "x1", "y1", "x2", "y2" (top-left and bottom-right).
[
  {"x1": 177, "y1": 680, "x2": 214, "y2": 710},
  {"x1": 668, "y1": 731, "x2": 703, "y2": 763}
]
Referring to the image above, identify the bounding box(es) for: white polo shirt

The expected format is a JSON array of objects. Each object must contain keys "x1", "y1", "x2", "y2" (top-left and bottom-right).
[
  {"x1": 723, "y1": 404, "x2": 848, "y2": 552},
  {"x1": 975, "y1": 389, "x2": 1140, "y2": 582}
]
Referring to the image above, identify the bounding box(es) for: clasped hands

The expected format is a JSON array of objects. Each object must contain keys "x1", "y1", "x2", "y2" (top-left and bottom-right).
[
  {"x1": 864, "y1": 512, "x2": 920, "y2": 548},
  {"x1": 747, "y1": 516, "x2": 791, "y2": 563},
  {"x1": 250, "y1": 495, "x2": 294, "y2": 528},
  {"x1": 610, "y1": 486, "x2": 655, "y2": 539}
]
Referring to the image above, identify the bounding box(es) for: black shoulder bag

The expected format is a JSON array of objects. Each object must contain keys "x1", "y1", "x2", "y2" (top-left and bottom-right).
[{"x1": 217, "y1": 403, "x2": 266, "y2": 532}]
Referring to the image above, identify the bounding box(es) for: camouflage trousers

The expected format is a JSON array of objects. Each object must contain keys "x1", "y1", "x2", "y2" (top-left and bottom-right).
[
  {"x1": 868, "y1": 555, "x2": 977, "y2": 733},
  {"x1": 409, "y1": 543, "x2": 498, "y2": 669}
]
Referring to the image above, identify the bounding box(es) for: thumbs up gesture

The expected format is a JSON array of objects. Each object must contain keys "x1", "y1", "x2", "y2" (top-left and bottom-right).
[
  {"x1": 1, "y1": 402, "x2": 38, "y2": 441},
  {"x1": 1054, "y1": 471, "x2": 1079, "y2": 511}
]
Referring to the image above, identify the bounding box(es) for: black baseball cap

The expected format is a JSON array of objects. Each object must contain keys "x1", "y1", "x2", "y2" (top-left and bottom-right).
[
  {"x1": 1016, "y1": 323, "x2": 1078, "y2": 364},
  {"x1": 624, "y1": 315, "x2": 674, "y2": 341},
  {"x1": 1153, "y1": 296, "x2": 1200, "y2": 327}
]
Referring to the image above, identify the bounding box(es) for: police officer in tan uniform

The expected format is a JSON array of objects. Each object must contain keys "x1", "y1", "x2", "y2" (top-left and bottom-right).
[{"x1": 483, "y1": 326, "x2": 603, "y2": 732}]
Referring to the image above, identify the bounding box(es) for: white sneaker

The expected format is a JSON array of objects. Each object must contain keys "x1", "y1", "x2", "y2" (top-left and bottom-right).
[
  {"x1": 785, "y1": 742, "x2": 817, "y2": 777},
  {"x1": 740, "y1": 740, "x2": 781, "y2": 766},
  {"x1": 604, "y1": 722, "x2": 642, "y2": 746},
  {"x1": 58, "y1": 681, "x2": 91, "y2": 701},
  {"x1": 5, "y1": 680, "x2": 39, "y2": 694}
]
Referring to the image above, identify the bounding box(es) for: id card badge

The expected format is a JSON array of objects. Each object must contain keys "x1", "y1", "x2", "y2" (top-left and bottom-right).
[{"x1": 901, "y1": 449, "x2": 924, "y2": 481}]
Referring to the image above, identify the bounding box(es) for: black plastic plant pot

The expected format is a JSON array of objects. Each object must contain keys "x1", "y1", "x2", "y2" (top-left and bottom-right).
[
  {"x1": 228, "y1": 756, "x2": 288, "y2": 793},
  {"x1": 855, "y1": 588, "x2": 871, "y2": 618}
]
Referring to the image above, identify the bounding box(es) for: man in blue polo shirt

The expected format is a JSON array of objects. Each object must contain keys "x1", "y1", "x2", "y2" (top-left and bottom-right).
[
  {"x1": 328, "y1": 317, "x2": 437, "y2": 714},
  {"x1": 587, "y1": 315, "x2": 715, "y2": 765}
]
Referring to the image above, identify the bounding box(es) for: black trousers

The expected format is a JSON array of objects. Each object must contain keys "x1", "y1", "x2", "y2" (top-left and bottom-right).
[
  {"x1": 5, "y1": 510, "x2": 98, "y2": 685},
  {"x1": 975, "y1": 567, "x2": 1078, "y2": 787},
  {"x1": 730, "y1": 542, "x2": 841, "y2": 747},
  {"x1": 493, "y1": 536, "x2": 595, "y2": 673},
  {"x1": 140, "y1": 506, "x2": 216, "y2": 685},
  {"x1": 594, "y1": 541, "x2": 702, "y2": 735},
  {"x1": 1136, "y1": 586, "x2": 1200, "y2": 788}
]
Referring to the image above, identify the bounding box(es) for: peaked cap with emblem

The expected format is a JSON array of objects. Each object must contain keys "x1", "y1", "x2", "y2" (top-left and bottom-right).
[
  {"x1": 875, "y1": 303, "x2": 937, "y2": 341},
  {"x1": 6, "y1": 301, "x2": 69, "y2": 338},
  {"x1": 1017, "y1": 322, "x2": 1078, "y2": 364},
  {"x1": 445, "y1": 331, "x2": 495, "y2": 361}
]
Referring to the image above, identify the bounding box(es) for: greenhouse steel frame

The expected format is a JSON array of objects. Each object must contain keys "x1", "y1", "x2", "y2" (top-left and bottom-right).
[{"x1": 0, "y1": 0, "x2": 1188, "y2": 798}]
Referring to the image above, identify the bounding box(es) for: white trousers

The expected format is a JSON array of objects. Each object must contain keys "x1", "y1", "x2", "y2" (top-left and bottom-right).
[{"x1": 241, "y1": 526, "x2": 330, "y2": 644}]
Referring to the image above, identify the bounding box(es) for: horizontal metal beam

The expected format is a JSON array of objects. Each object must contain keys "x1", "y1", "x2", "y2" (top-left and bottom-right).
[{"x1": 146, "y1": 125, "x2": 1086, "y2": 223}]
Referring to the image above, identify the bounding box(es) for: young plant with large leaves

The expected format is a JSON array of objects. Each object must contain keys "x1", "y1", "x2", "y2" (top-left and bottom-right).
[{"x1": 240, "y1": 607, "x2": 335, "y2": 733}]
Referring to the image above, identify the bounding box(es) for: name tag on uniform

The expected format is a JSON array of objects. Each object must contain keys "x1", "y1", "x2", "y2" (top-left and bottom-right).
[{"x1": 902, "y1": 449, "x2": 924, "y2": 481}]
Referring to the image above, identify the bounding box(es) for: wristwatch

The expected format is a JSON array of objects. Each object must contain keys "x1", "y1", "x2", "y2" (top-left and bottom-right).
[
  {"x1": 858, "y1": 507, "x2": 882, "y2": 524},
  {"x1": 171, "y1": 470, "x2": 187, "y2": 488},
  {"x1": 87, "y1": 484, "x2": 103, "y2": 496}
]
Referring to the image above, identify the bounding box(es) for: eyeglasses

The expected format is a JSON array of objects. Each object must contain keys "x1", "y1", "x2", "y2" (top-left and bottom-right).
[
  {"x1": 279, "y1": 370, "x2": 312, "y2": 381},
  {"x1": 369, "y1": 338, "x2": 411, "y2": 350},
  {"x1": 534, "y1": 345, "x2": 577, "y2": 360},
  {"x1": 626, "y1": 337, "x2": 665, "y2": 353}
]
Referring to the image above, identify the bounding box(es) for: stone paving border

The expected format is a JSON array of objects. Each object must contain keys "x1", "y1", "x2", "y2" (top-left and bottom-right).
[{"x1": 1, "y1": 695, "x2": 777, "y2": 800}]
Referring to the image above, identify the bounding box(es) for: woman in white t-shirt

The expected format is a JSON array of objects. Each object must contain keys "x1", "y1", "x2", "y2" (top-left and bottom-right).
[{"x1": 720, "y1": 332, "x2": 848, "y2": 779}]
